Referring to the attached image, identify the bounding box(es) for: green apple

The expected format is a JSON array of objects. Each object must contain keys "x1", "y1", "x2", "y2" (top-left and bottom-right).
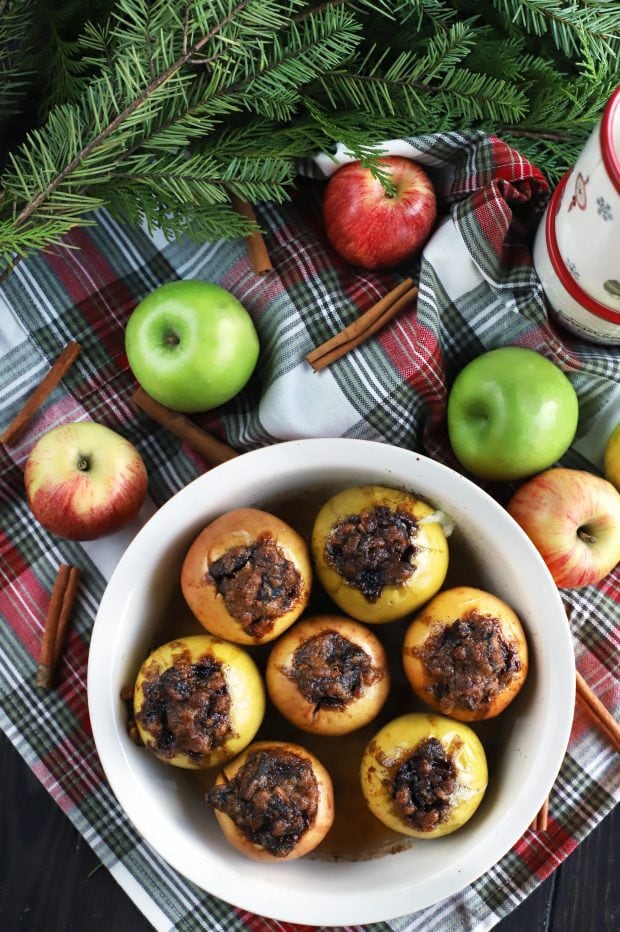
[
  {"x1": 447, "y1": 347, "x2": 579, "y2": 481},
  {"x1": 125, "y1": 281, "x2": 260, "y2": 413},
  {"x1": 603, "y1": 421, "x2": 620, "y2": 491}
]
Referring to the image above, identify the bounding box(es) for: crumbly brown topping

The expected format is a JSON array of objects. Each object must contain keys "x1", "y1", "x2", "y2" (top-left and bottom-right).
[
  {"x1": 208, "y1": 535, "x2": 302, "y2": 638},
  {"x1": 206, "y1": 748, "x2": 319, "y2": 856},
  {"x1": 288, "y1": 629, "x2": 382, "y2": 710},
  {"x1": 324, "y1": 505, "x2": 418, "y2": 601},
  {"x1": 138, "y1": 646, "x2": 232, "y2": 761},
  {"x1": 415, "y1": 612, "x2": 522, "y2": 714},
  {"x1": 392, "y1": 737, "x2": 457, "y2": 832}
]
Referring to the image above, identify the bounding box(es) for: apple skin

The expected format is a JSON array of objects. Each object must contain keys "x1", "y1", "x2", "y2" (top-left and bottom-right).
[
  {"x1": 322, "y1": 156, "x2": 437, "y2": 270},
  {"x1": 133, "y1": 635, "x2": 265, "y2": 770},
  {"x1": 209, "y1": 741, "x2": 334, "y2": 860},
  {"x1": 181, "y1": 508, "x2": 312, "y2": 645},
  {"x1": 360, "y1": 713, "x2": 488, "y2": 839},
  {"x1": 125, "y1": 280, "x2": 260, "y2": 413},
  {"x1": 447, "y1": 347, "x2": 579, "y2": 481},
  {"x1": 25, "y1": 422, "x2": 148, "y2": 541},
  {"x1": 603, "y1": 422, "x2": 620, "y2": 491},
  {"x1": 311, "y1": 485, "x2": 449, "y2": 624},
  {"x1": 507, "y1": 467, "x2": 620, "y2": 588}
]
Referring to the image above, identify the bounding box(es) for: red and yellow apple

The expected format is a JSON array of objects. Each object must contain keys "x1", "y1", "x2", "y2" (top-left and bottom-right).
[
  {"x1": 181, "y1": 508, "x2": 312, "y2": 645},
  {"x1": 25, "y1": 421, "x2": 148, "y2": 540},
  {"x1": 322, "y1": 156, "x2": 437, "y2": 270},
  {"x1": 402, "y1": 586, "x2": 528, "y2": 721},
  {"x1": 507, "y1": 467, "x2": 620, "y2": 588}
]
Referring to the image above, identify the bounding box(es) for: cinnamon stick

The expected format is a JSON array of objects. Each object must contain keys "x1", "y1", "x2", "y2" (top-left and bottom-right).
[
  {"x1": 1, "y1": 341, "x2": 81, "y2": 446},
  {"x1": 575, "y1": 670, "x2": 620, "y2": 752},
  {"x1": 530, "y1": 796, "x2": 549, "y2": 832},
  {"x1": 132, "y1": 387, "x2": 240, "y2": 466},
  {"x1": 36, "y1": 564, "x2": 80, "y2": 689},
  {"x1": 229, "y1": 193, "x2": 273, "y2": 275},
  {"x1": 305, "y1": 278, "x2": 418, "y2": 372},
  {"x1": 53, "y1": 566, "x2": 81, "y2": 669}
]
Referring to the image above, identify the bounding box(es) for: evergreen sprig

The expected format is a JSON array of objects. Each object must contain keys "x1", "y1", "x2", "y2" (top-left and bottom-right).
[
  {"x1": 0, "y1": 1, "x2": 35, "y2": 120},
  {"x1": 1, "y1": 0, "x2": 618, "y2": 277},
  {"x1": 491, "y1": 0, "x2": 620, "y2": 60}
]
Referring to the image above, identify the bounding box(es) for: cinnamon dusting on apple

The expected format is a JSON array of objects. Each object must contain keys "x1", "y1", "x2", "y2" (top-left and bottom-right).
[
  {"x1": 133, "y1": 634, "x2": 265, "y2": 769},
  {"x1": 311, "y1": 486, "x2": 449, "y2": 624}
]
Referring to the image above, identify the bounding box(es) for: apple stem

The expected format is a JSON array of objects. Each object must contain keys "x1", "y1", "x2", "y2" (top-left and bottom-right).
[
  {"x1": 164, "y1": 331, "x2": 180, "y2": 346},
  {"x1": 77, "y1": 456, "x2": 90, "y2": 472},
  {"x1": 577, "y1": 527, "x2": 597, "y2": 545}
]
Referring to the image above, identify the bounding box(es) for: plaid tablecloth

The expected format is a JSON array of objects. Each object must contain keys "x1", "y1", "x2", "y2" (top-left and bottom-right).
[{"x1": 0, "y1": 131, "x2": 619, "y2": 932}]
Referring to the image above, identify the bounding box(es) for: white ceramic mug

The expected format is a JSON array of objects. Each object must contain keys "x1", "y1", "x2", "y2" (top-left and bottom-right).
[{"x1": 533, "y1": 85, "x2": 620, "y2": 344}]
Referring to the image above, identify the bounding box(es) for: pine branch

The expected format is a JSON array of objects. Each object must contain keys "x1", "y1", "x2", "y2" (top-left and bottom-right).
[
  {"x1": 5, "y1": 2, "x2": 268, "y2": 233},
  {"x1": 0, "y1": 0, "x2": 364, "y2": 271},
  {"x1": 490, "y1": 0, "x2": 620, "y2": 60},
  {"x1": 315, "y1": 14, "x2": 531, "y2": 126},
  {"x1": 1, "y1": 0, "x2": 619, "y2": 277},
  {"x1": 0, "y1": 1, "x2": 35, "y2": 119}
]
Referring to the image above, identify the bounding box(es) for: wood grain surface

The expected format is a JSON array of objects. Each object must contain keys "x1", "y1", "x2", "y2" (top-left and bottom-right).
[{"x1": 0, "y1": 731, "x2": 617, "y2": 931}]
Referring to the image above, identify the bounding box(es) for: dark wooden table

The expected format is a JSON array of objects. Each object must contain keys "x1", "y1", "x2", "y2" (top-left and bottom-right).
[{"x1": 1, "y1": 731, "x2": 617, "y2": 931}]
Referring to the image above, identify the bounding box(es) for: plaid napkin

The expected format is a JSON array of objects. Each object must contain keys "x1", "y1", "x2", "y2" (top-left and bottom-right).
[{"x1": 0, "y1": 130, "x2": 619, "y2": 932}]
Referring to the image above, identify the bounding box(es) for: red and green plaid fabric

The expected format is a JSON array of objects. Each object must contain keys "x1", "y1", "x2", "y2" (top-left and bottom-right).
[{"x1": 0, "y1": 131, "x2": 618, "y2": 931}]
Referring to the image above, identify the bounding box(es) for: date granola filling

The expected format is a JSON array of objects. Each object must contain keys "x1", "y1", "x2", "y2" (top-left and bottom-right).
[
  {"x1": 324, "y1": 505, "x2": 418, "y2": 601},
  {"x1": 392, "y1": 737, "x2": 457, "y2": 832},
  {"x1": 138, "y1": 647, "x2": 232, "y2": 761},
  {"x1": 208, "y1": 535, "x2": 302, "y2": 638},
  {"x1": 289, "y1": 630, "x2": 381, "y2": 710},
  {"x1": 417, "y1": 612, "x2": 522, "y2": 714},
  {"x1": 206, "y1": 748, "x2": 319, "y2": 856}
]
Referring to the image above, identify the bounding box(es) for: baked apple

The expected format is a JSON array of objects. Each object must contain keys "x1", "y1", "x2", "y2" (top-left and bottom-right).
[
  {"x1": 403, "y1": 586, "x2": 528, "y2": 721},
  {"x1": 133, "y1": 635, "x2": 265, "y2": 769},
  {"x1": 311, "y1": 485, "x2": 449, "y2": 623},
  {"x1": 206, "y1": 740, "x2": 334, "y2": 860},
  {"x1": 360, "y1": 712, "x2": 488, "y2": 838},
  {"x1": 266, "y1": 615, "x2": 390, "y2": 735},
  {"x1": 181, "y1": 508, "x2": 312, "y2": 645}
]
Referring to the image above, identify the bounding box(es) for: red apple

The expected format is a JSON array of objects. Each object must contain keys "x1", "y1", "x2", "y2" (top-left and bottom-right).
[
  {"x1": 507, "y1": 468, "x2": 620, "y2": 588},
  {"x1": 25, "y1": 422, "x2": 148, "y2": 540},
  {"x1": 322, "y1": 156, "x2": 437, "y2": 270}
]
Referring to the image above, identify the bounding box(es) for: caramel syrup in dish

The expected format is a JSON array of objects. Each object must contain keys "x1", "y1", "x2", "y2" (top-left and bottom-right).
[{"x1": 148, "y1": 489, "x2": 509, "y2": 862}]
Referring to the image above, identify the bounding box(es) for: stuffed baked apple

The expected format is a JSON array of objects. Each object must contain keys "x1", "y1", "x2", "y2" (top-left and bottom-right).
[
  {"x1": 206, "y1": 740, "x2": 334, "y2": 860},
  {"x1": 133, "y1": 635, "x2": 265, "y2": 769},
  {"x1": 311, "y1": 485, "x2": 449, "y2": 623},
  {"x1": 181, "y1": 508, "x2": 312, "y2": 645},
  {"x1": 360, "y1": 713, "x2": 488, "y2": 838},
  {"x1": 266, "y1": 615, "x2": 390, "y2": 735},
  {"x1": 403, "y1": 586, "x2": 528, "y2": 721}
]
